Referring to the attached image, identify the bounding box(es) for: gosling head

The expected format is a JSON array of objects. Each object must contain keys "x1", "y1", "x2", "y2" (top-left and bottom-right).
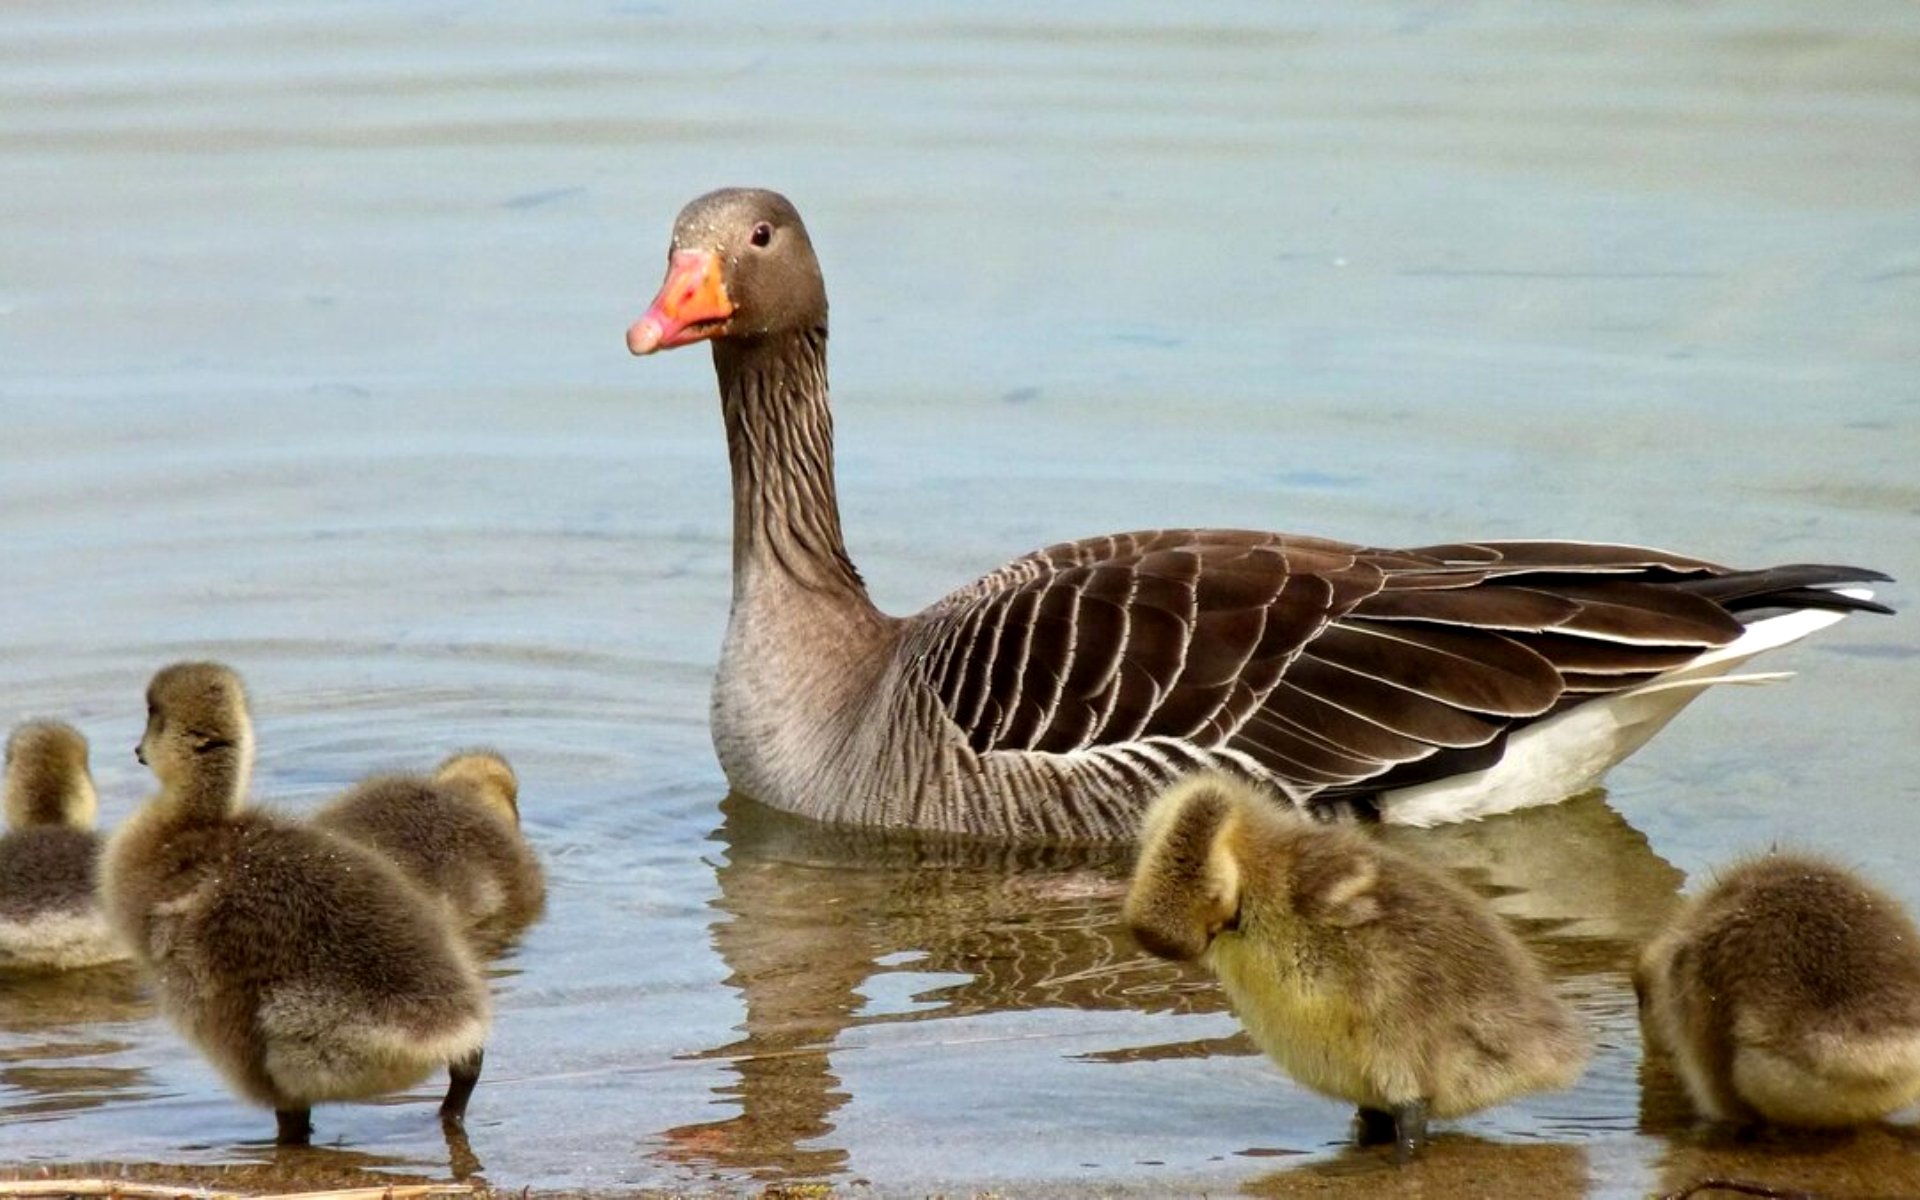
[
  {"x1": 432, "y1": 749, "x2": 521, "y2": 827},
  {"x1": 138, "y1": 661, "x2": 255, "y2": 810},
  {"x1": 4, "y1": 719, "x2": 98, "y2": 830},
  {"x1": 1124, "y1": 774, "x2": 1248, "y2": 962}
]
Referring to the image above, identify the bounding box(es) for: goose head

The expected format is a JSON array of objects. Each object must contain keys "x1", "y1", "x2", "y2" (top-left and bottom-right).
[{"x1": 626, "y1": 188, "x2": 827, "y2": 356}]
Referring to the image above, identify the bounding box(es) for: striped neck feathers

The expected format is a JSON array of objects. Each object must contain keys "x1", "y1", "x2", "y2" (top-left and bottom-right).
[{"x1": 715, "y1": 328, "x2": 872, "y2": 605}]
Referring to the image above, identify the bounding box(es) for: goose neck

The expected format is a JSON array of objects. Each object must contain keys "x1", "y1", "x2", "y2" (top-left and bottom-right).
[{"x1": 715, "y1": 330, "x2": 874, "y2": 610}]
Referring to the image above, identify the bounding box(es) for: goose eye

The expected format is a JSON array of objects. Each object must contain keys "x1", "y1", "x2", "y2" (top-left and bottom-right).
[{"x1": 749, "y1": 222, "x2": 773, "y2": 248}]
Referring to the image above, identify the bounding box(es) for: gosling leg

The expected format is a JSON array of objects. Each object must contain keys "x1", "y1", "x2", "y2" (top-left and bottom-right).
[
  {"x1": 275, "y1": 1106, "x2": 313, "y2": 1146},
  {"x1": 1390, "y1": 1099, "x2": 1429, "y2": 1162},
  {"x1": 440, "y1": 1046, "x2": 484, "y2": 1126},
  {"x1": 1353, "y1": 1106, "x2": 1398, "y2": 1146}
]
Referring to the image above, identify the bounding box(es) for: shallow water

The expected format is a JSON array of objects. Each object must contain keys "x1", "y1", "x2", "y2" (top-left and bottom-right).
[{"x1": 2, "y1": 1, "x2": 1917, "y2": 1196}]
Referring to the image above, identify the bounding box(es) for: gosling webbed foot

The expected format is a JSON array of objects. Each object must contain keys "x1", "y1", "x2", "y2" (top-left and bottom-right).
[
  {"x1": 1390, "y1": 1099, "x2": 1429, "y2": 1162},
  {"x1": 1352, "y1": 1101, "x2": 1429, "y2": 1161},
  {"x1": 275, "y1": 1107, "x2": 313, "y2": 1146},
  {"x1": 440, "y1": 1046, "x2": 484, "y2": 1125}
]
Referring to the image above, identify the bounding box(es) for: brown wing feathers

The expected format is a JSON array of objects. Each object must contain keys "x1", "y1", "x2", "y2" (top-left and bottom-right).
[
  {"x1": 922, "y1": 533, "x2": 1364, "y2": 756},
  {"x1": 912, "y1": 531, "x2": 1887, "y2": 807},
  {"x1": 1237, "y1": 561, "x2": 1747, "y2": 791}
]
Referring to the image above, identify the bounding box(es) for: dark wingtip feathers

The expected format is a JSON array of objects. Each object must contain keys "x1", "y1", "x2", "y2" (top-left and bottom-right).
[{"x1": 1673, "y1": 564, "x2": 1896, "y2": 617}]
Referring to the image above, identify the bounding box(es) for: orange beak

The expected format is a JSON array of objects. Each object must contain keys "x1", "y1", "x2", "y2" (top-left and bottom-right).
[{"x1": 627, "y1": 250, "x2": 734, "y2": 355}]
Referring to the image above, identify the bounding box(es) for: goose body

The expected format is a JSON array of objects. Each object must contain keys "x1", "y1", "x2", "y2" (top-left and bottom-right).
[
  {"x1": 315, "y1": 750, "x2": 545, "y2": 947},
  {"x1": 1125, "y1": 773, "x2": 1587, "y2": 1157},
  {"x1": 1634, "y1": 852, "x2": 1920, "y2": 1128},
  {"x1": 101, "y1": 662, "x2": 489, "y2": 1144},
  {"x1": 630, "y1": 188, "x2": 1892, "y2": 841},
  {"x1": 0, "y1": 720, "x2": 126, "y2": 971}
]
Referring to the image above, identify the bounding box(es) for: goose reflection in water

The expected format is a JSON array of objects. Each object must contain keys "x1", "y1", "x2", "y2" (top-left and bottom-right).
[{"x1": 658, "y1": 790, "x2": 1685, "y2": 1180}]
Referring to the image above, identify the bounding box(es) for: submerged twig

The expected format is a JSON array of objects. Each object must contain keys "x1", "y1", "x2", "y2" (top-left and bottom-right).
[
  {"x1": 1659, "y1": 1178, "x2": 1820, "y2": 1200},
  {"x1": 0, "y1": 1186, "x2": 223, "y2": 1200},
  {"x1": 0, "y1": 1182, "x2": 474, "y2": 1200}
]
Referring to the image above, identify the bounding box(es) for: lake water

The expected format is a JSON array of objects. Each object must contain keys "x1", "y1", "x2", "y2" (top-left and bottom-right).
[{"x1": 2, "y1": 2, "x2": 1917, "y2": 1196}]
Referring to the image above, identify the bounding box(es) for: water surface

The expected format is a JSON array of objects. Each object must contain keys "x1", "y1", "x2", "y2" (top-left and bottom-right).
[{"x1": 2, "y1": 2, "x2": 1917, "y2": 1196}]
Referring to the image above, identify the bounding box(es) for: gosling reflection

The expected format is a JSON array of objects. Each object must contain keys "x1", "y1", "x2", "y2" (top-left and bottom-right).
[
  {"x1": 199, "y1": 1113, "x2": 485, "y2": 1183},
  {"x1": 1650, "y1": 1125, "x2": 1920, "y2": 1199},
  {"x1": 0, "y1": 961, "x2": 156, "y2": 1120},
  {"x1": 1247, "y1": 1135, "x2": 1590, "y2": 1199},
  {"x1": 666, "y1": 788, "x2": 1684, "y2": 1179}
]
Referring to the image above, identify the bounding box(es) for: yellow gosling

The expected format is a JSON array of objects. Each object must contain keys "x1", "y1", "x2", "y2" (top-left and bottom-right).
[
  {"x1": 1635, "y1": 851, "x2": 1920, "y2": 1128},
  {"x1": 315, "y1": 748, "x2": 545, "y2": 947},
  {"x1": 100, "y1": 662, "x2": 490, "y2": 1145},
  {"x1": 1125, "y1": 772, "x2": 1587, "y2": 1158},
  {"x1": 0, "y1": 720, "x2": 126, "y2": 970}
]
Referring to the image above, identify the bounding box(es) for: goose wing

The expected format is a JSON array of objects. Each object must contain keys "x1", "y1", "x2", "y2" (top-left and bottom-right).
[{"x1": 906, "y1": 531, "x2": 1867, "y2": 804}]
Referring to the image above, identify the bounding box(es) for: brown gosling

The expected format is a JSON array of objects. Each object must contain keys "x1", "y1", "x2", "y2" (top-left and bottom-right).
[
  {"x1": 1634, "y1": 851, "x2": 1920, "y2": 1128},
  {"x1": 314, "y1": 749, "x2": 545, "y2": 946},
  {"x1": 1, "y1": 720, "x2": 127, "y2": 970},
  {"x1": 1124, "y1": 773, "x2": 1588, "y2": 1159},
  {"x1": 100, "y1": 662, "x2": 490, "y2": 1145}
]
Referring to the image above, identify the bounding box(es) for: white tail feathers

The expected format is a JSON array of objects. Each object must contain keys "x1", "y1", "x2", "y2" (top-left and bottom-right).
[{"x1": 1382, "y1": 592, "x2": 1875, "y2": 827}]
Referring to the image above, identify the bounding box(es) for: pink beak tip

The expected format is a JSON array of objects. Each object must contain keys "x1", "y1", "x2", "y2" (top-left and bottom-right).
[{"x1": 626, "y1": 316, "x2": 664, "y2": 356}]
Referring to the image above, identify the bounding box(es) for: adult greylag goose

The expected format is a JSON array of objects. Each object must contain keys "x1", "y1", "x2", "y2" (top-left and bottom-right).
[{"x1": 626, "y1": 188, "x2": 1892, "y2": 841}]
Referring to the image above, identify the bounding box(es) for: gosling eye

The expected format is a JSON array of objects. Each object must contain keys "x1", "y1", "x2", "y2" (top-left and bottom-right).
[{"x1": 749, "y1": 221, "x2": 773, "y2": 248}]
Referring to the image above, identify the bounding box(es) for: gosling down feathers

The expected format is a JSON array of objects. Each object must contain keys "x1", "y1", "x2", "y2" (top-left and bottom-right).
[
  {"x1": 0, "y1": 720, "x2": 126, "y2": 971},
  {"x1": 100, "y1": 662, "x2": 490, "y2": 1145},
  {"x1": 315, "y1": 749, "x2": 545, "y2": 947},
  {"x1": 1125, "y1": 773, "x2": 1587, "y2": 1158},
  {"x1": 1635, "y1": 852, "x2": 1920, "y2": 1128},
  {"x1": 624, "y1": 187, "x2": 1893, "y2": 840}
]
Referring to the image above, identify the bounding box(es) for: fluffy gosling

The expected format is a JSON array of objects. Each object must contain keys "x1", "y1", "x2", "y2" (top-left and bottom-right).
[
  {"x1": 0, "y1": 720, "x2": 126, "y2": 970},
  {"x1": 314, "y1": 749, "x2": 545, "y2": 946},
  {"x1": 1635, "y1": 852, "x2": 1920, "y2": 1128},
  {"x1": 100, "y1": 662, "x2": 490, "y2": 1145},
  {"x1": 1125, "y1": 773, "x2": 1587, "y2": 1158}
]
